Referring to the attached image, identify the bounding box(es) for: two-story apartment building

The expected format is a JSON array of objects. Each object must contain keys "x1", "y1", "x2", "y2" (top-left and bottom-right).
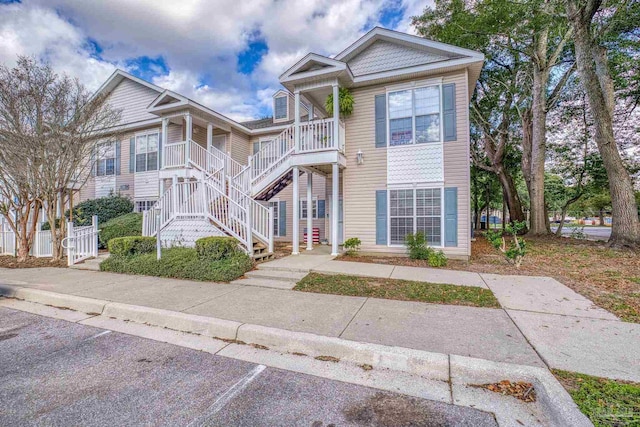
[{"x1": 80, "y1": 27, "x2": 484, "y2": 260}]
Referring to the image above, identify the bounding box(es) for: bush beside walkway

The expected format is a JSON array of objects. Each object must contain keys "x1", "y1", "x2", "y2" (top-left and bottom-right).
[
  {"x1": 295, "y1": 273, "x2": 500, "y2": 308},
  {"x1": 101, "y1": 247, "x2": 253, "y2": 282}
]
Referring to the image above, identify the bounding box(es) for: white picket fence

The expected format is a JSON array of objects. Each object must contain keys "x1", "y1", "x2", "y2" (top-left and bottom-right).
[
  {"x1": 0, "y1": 220, "x2": 16, "y2": 256},
  {"x1": 64, "y1": 216, "x2": 99, "y2": 266},
  {"x1": 0, "y1": 216, "x2": 98, "y2": 264}
]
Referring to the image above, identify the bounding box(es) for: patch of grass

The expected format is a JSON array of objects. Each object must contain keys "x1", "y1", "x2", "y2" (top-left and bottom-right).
[
  {"x1": 554, "y1": 370, "x2": 640, "y2": 427},
  {"x1": 294, "y1": 273, "x2": 500, "y2": 308}
]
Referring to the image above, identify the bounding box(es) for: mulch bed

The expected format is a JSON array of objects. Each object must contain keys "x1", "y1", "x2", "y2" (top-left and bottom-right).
[
  {"x1": 340, "y1": 235, "x2": 640, "y2": 322},
  {"x1": 0, "y1": 256, "x2": 67, "y2": 269}
]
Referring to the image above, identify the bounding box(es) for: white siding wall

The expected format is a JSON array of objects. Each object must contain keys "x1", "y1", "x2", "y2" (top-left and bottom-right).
[
  {"x1": 342, "y1": 70, "x2": 471, "y2": 259},
  {"x1": 107, "y1": 78, "x2": 161, "y2": 125}
]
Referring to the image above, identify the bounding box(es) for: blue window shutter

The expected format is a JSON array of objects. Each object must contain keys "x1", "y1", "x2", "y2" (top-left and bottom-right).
[
  {"x1": 115, "y1": 141, "x2": 121, "y2": 175},
  {"x1": 375, "y1": 94, "x2": 386, "y2": 148},
  {"x1": 279, "y1": 201, "x2": 286, "y2": 236},
  {"x1": 157, "y1": 131, "x2": 162, "y2": 170},
  {"x1": 375, "y1": 190, "x2": 387, "y2": 245},
  {"x1": 129, "y1": 137, "x2": 135, "y2": 173},
  {"x1": 443, "y1": 83, "x2": 456, "y2": 142},
  {"x1": 317, "y1": 199, "x2": 325, "y2": 218},
  {"x1": 253, "y1": 142, "x2": 260, "y2": 154},
  {"x1": 444, "y1": 187, "x2": 458, "y2": 247}
]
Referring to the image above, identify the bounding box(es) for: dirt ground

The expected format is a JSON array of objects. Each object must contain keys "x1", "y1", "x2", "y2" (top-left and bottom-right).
[
  {"x1": 0, "y1": 256, "x2": 67, "y2": 269},
  {"x1": 340, "y1": 235, "x2": 640, "y2": 322}
]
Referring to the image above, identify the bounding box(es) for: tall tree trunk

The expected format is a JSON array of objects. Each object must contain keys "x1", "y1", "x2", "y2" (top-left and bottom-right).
[
  {"x1": 528, "y1": 65, "x2": 551, "y2": 235},
  {"x1": 568, "y1": 0, "x2": 640, "y2": 248},
  {"x1": 496, "y1": 165, "x2": 525, "y2": 223}
]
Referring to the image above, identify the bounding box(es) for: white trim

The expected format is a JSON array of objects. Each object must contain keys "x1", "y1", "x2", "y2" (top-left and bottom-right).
[
  {"x1": 386, "y1": 81, "x2": 444, "y2": 147},
  {"x1": 300, "y1": 196, "x2": 319, "y2": 220},
  {"x1": 351, "y1": 57, "x2": 483, "y2": 85},
  {"x1": 90, "y1": 69, "x2": 164, "y2": 102},
  {"x1": 386, "y1": 186, "x2": 445, "y2": 249},
  {"x1": 335, "y1": 27, "x2": 485, "y2": 62},
  {"x1": 279, "y1": 53, "x2": 348, "y2": 81},
  {"x1": 273, "y1": 94, "x2": 289, "y2": 122},
  {"x1": 268, "y1": 199, "x2": 281, "y2": 237},
  {"x1": 134, "y1": 128, "x2": 161, "y2": 173}
]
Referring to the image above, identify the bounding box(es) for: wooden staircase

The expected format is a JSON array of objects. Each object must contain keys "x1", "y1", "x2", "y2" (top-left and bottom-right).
[{"x1": 252, "y1": 240, "x2": 272, "y2": 261}]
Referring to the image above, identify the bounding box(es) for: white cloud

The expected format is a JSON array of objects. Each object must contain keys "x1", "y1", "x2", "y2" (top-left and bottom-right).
[
  {"x1": 0, "y1": 0, "x2": 428, "y2": 119},
  {"x1": 0, "y1": 4, "x2": 116, "y2": 90}
]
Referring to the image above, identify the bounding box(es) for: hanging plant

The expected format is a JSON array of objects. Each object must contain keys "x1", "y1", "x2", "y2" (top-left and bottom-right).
[{"x1": 325, "y1": 87, "x2": 354, "y2": 118}]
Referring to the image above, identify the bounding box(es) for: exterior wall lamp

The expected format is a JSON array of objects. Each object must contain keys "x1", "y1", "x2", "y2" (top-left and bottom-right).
[{"x1": 356, "y1": 150, "x2": 364, "y2": 165}]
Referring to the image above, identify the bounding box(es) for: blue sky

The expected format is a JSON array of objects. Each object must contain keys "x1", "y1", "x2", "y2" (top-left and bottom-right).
[{"x1": 0, "y1": 0, "x2": 429, "y2": 121}]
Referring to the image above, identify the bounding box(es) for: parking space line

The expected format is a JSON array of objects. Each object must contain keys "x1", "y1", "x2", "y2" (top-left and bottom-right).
[{"x1": 188, "y1": 364, "x2": 266, "y2": 426}]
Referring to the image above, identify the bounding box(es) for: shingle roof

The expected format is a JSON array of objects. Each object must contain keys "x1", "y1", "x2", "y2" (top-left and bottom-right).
[{"x1": 241, "y1": 115, "x2": 309, "y2": 130}]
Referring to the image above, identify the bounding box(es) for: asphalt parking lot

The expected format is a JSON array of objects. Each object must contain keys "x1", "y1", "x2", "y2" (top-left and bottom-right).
[{"x1": 0, "y1": 307, "x2": 497, "y2": 426}]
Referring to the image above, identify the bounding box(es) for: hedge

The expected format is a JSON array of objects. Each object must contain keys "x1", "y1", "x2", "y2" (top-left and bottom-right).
[
  {"x1": 42, "y1": 195, "x2": 134, "y2": 229},
  {"x1": 195, "y1": 236, "x2": 240, "y2": 261},
  {"x1": 100, "y1": 247, "x2": 253, "y2": 282},
  {"x1": 99, "y1": 213, "x2": 142, "y2": 247},
  {"x1": 108, "y1": 236, "x2": 156, "y2": 257}
]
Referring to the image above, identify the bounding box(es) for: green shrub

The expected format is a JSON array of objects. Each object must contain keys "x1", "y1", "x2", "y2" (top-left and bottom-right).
[
  {"x1": 405, "y1": 232, "x2": 447, "y2": 267},
  {"x1": 486, "y1": 221, "x2": 527, "y2": 269},
  {"x1": 405, "y1": 232, "x2": 431, "y2": 260},
  {"x1": 427, "y1": 250, "x2": 447, "y2": 267},
  {"x1": 100, "y1": 247, "x2": 253, "y2": 282},
  {"x1": 343, "y1": 237, "x2": 361, "y2": 256},
  {"x1": 195, "y1": 236, "x2": 240, "y2": 261},
  {"x1": 73, "y1": 194, "x2": 134, "y2": 226},
  {"x1": 108, "y1": 236, "x2": 156, "y2": 256},
  {"x1": 99, "y1": 213, "x2": 142, "y2": 248}
]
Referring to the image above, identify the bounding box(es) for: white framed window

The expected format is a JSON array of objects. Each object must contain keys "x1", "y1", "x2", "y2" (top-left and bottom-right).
[
  {"x1": 269, "y1": 200, "x2": 280, "y2": 237},
  {"x1": 389, "y1": 188, "x2": 442, "y2": 246},
  {"x1": 388, "y1": 84, "x2": 441, "y2": 146},
  {"x1": 96, "y1": 141, "x2": 115, "y2": 176},
  {"x1": 135, "y1": 200, "x2": 156, "y2": 212},
  {"x1": 274, "y1": 96, "x2": 288, "y2": 120},
  {"x1": 301, "y1": 198, "x2": 318, "y2": 220},
  {"x1": 135, "y1": 131, "x2": 159, "y2": 172}
]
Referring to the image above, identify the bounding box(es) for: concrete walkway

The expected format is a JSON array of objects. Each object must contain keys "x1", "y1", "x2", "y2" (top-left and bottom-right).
[{"x1": 1, "y1": 260, "x2": 639, "y2": 383}]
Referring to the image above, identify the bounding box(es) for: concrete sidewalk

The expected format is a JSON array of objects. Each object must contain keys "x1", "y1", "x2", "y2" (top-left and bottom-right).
[{"x1": 1, "y1": 262, "x2": 639, "y2": 383}]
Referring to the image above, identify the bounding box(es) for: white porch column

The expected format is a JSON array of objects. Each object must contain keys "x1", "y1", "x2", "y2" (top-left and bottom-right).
[
  {"x1": 294, "y1": 90, "x2": 300, "y2": 152},
  {"x1": 306, "y1": 172, "x2": 313, "y2": 251},
  {"x1": 292, "y1": 166, "x2": 300, "y2": 255},
  {"x1": 309, "y1": 104, "x2": 314, "y2": 122},
  {"x1": 161, "y1": 118, "x2": 168, "y2": 169},
  {"x1": 331, "y1": 163, "x2": 339, "y2": 256},
  {"x1": 184, "y1": 113, "x2": 192, "y2": 167},
  {"x1": 206, "y1": 123, "x2": 213, "y2": 171},
  {"x1": 332, "y1": 83, "x2": 339, "y2": 149}
]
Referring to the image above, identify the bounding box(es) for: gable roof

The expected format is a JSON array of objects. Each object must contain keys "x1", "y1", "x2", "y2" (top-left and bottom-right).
[
  {"x1": 279, "y1": 27, "x2": 484, "y2": 94},
  {"x1": 91, "y1": 69, "x2": 164, "y2": 101},
  {"x1": 280, "y1": 53, "x2": 352, "y2": 84}
]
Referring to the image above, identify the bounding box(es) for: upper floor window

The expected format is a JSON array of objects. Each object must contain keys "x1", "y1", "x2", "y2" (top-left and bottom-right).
[
  {"x1": 389, "y1": 85, "x2": 441, "y2": 146},
  {"x1": 274, "y1": 96, "x2": 288, "y2": 120},
  {"x1": 135, "y1": 132, "x2": 159, "y2": 172},
  {"x1": 96, "y1": 141, "x2": 115, "y2": 176}
]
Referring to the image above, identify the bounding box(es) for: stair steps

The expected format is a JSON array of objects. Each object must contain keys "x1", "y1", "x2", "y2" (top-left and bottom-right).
[
  {"x1": 69, "y1": 253, "x2": 110, "y2": 271},
  {"x1": 244, "y1": 269, "x2": 307, "y2": 282}
]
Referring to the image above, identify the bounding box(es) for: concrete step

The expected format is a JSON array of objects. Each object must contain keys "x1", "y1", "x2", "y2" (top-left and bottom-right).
[
  {"x1": 68, "y1": 254, "x2": 110, "y2": 271},
  {"x1": 245, "y1": 269, "x2": 307, "y2": 282},
  {"x1": 255, "y1": 264, "x2": 311, "y2": 273},
  {"x1": 231, "y1": 277, "x2": 296, "y2": 290}
]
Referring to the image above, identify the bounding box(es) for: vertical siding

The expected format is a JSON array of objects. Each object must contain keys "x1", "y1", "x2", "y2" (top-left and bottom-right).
[
  {"x1": 107, "y1": 78, "x2": 161, "y2": 125},
  {"x1": 443, "y1": 71, "x2": 471, "y2": 257}
]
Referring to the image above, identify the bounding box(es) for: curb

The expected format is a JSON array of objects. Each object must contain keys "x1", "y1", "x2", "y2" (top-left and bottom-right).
[
  {"x1": 0, "y1": 285, "x2": 106, "y2": 314},
  {"x1": 0, "y1": 283, "x2": 592, "y2": 427}
]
